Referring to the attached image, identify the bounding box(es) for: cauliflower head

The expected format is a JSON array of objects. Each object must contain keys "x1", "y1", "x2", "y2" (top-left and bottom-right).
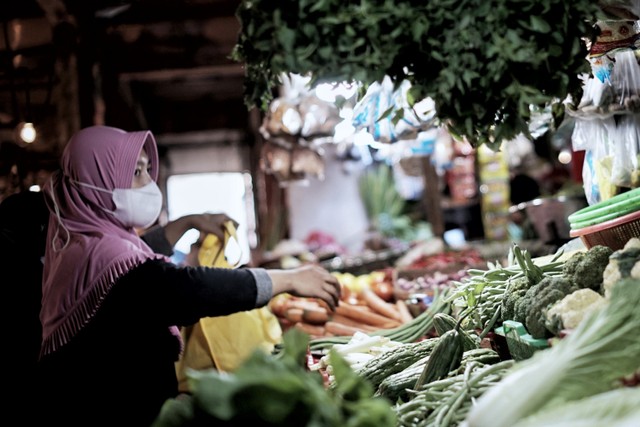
[
  {"x1": 545, "y1": 288, "x2": 607, "y2": 335},
  {"x1": 602, "y1": 238, "x2": 640, "y2": 297}
]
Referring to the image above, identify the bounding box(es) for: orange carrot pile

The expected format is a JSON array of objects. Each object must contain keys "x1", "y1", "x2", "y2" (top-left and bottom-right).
[{"x1": 269, "y1": 287, "x2": 413, "y2": 339}]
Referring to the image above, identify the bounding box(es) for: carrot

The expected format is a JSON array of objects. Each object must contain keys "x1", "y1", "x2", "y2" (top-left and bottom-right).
[
  {"x1": 284, "y1": 297, "x2": 321, "y2": 311},
  {"x1": 284, "y1": 307, "x2": 304, "y2": 323},
  {"x1": 302, "y1": 306, "x2": 330, "y2": 325},
  {"x1": 335, "y1": 303, "x2": 401, "y2": 329},
  {"x1": 324, "y1": 320, "x2": 369, "y2": 336},
  {"x1": 361, "y1": 288, "x2": 402, "y2": 322},
  {"x1": 294, "y1": 322, "x2": 326, "y2": 338},
  {"x1": 395, "y1": 299, "x2": 414, "y2": 324},
  {"x1": 268, "y1": 294, "x2": 291, "y2": 317},
  {"x1": 330, "y1": 313, "x2": 379, "y2": 332}
]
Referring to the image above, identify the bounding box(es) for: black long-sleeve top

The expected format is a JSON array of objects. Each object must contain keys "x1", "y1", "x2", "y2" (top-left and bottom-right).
[{"x1": 36, "y1": 258, "x2": 272, "y2": 427}]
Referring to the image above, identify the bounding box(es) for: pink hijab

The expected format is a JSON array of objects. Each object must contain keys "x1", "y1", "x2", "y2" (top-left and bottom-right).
[{"x1": 40, "y1": 125, "x2": 170, "y2": 356}]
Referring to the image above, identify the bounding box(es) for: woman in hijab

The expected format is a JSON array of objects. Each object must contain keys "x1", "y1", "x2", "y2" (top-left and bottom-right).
[{"x1": 36, "y1": 125, "x2": 341, "y2": 426}]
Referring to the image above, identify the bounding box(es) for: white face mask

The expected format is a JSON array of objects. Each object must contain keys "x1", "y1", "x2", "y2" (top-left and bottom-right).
[
  {"x1": 112, "y1": 181, "x2": 163, "y2": 229},
  {"x1": 71, "y1": 179, "x2": 163, "y2": 229}
]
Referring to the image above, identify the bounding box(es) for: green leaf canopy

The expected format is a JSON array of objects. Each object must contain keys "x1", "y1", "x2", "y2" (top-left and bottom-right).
[{"x1": 233, "y1": 0, "x2": 600, "y2": 150}]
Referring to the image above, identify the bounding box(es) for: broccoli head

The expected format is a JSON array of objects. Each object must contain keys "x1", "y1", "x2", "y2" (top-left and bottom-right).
[
  {"x1": 562, "y1": 251, "x2": 585, "y2": 278},
  {"x1": 517, "y1": 275, "x2": 577, "y2": 339},
  {"x1": 563, "y1": 245, "x2": 613, "y2": 292},
  {"x1": 501, "y1": 276, "x2": 531, "y2": 322}
]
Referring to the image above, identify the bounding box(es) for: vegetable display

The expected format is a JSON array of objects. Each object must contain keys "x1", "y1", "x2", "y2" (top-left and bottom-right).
[
  {"x1": 447, "y1": 244, "x2": 564, "y2": 335},
  {"x1": 506, "y1": 244, "x2": 613, "y2": 338},
  {"x1": 449, "y1": 243, "x2": 617, "y2": 340},
  {"x1": 155, "y1": 232, "x2": 640, "y2": 427},
  {"x1": 377, "y1": 348, "x2": 501, "y2": 403},
  {"x1": 308, "y1": 287, "x2": 452, "y2": 353},
  {"x1": 463, "y1": 276, "x2": 640, "y2": 427}
]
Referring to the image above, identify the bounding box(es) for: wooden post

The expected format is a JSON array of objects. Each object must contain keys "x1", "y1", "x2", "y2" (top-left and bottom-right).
[{"x1": 421, "y1": 155, "x2": 444, "y2": 237}]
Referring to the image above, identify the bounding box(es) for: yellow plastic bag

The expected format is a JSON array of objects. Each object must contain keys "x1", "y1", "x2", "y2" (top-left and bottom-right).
[
  {"x1": 197, "y1": 220, "x2": 242, "y2": 269},
  {"x1": 176, "y1": 221, "x2": 282, "y2": 390}
]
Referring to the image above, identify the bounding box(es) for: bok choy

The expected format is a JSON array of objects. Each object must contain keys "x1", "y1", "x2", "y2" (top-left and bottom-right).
[{"x1": 512, "y1": 387, "x2": 640, "y2": 427}]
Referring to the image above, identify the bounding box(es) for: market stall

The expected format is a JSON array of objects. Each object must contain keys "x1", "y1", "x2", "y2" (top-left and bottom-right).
[
  {"x1": 7, "y1": 1, "x2": 640, "y2": 426},
  {"x1": 153, "y1": 240, "x2": 640, "y2": 427},
  {"x1": 150, "y1": 1, "x2": 640, "y2": 426}
]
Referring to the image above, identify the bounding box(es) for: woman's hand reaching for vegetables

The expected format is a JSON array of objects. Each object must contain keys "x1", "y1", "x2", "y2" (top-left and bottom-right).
[{"x1": 268, "y1": 265, "x2": 341, "y2": 311}]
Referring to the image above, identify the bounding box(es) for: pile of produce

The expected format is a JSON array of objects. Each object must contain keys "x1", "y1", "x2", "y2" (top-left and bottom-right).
[
  {"x1": 394, "y1": 248, "x2": 486, "y2": 299},
  {"x1": 270, "y1": 267, "x2": 454, "y2": 340},
  {"x1": 316, "y1": 242, "x2": 640, "y2": 427},
  {"x1": 270, "y1": 272, "x2": 417, "y2": 339},
  {"x1": 444, "y1": 241, "x2": 623, "y2": 340},
  {"x1": 310, "y1": 310, "x2": 511, "y2": 427},
  {"x1": 156, "y1": 239, "x2": 640, "y2": 427},
  {"x1": 499, "y1": 244, "x2": 612, "y2": 339}
]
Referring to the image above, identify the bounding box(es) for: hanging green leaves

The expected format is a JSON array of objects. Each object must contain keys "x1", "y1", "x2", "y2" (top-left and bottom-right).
[{"x1": 232, "y1": 0, "x2": 601, "y2": 150}]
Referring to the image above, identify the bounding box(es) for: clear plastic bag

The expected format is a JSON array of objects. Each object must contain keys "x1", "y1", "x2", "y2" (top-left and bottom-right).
[
  {"x1": 351, "y1": 76, "x2": 436, "y2": 143},
  {"x1": 572, "y1": 116, "x2": 611, "y2": 152},
  {"x1": 573, "y1": 118, "x2": 616, "y2": 204},
  {"x1": 610, "y1": 48, "x2": 640, "y2": 105},
  {"x1": 612, "y1": 114, "x2": 640, "y2": 188}
]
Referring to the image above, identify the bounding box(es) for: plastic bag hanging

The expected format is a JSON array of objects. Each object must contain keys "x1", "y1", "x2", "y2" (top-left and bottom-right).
[{"x1": 352, "y1": 76, "x2": 436, "y2": 144}]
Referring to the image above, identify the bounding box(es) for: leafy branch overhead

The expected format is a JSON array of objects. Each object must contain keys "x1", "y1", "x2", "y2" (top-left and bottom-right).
[{"x1": 232, "y1": 0, "x2": 600, "y2": 150}]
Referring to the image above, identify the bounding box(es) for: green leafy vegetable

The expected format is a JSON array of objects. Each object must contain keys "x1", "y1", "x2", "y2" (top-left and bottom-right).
[
  {"x1": 512, "y1": 387, "x2": 640, "y2": 427},
  {"x1": 152, "y1": 328, "x2": 396, "y2": 427}
]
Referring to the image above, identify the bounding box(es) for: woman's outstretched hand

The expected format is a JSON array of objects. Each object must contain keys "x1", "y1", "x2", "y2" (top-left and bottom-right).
[{"x1": 268, "y1": 265, "x2": 341, "y2": 311}]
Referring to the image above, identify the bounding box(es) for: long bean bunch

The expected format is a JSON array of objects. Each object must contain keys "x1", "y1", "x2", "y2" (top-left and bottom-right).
[
  {"x1": 446, "y1": 245, "x2": 564, "y2": 334},
  {"x1": 395, "y1": 360, "x2": 515, "y2": 427}
]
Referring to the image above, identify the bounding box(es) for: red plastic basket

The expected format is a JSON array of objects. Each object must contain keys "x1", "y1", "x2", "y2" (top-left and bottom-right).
[{"x1": 570, "y1": 209, "x2": 640, "y2": 250}]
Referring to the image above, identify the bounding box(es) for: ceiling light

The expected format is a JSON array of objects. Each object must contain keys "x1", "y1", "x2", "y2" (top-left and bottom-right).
[{"x1": 19, "y1": 122, "x2": 36, "y2": 143}]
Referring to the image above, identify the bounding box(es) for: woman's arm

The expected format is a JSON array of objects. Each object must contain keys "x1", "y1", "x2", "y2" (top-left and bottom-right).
[
  {"x1": 119, "y1": 260, "x2": 341, "y2": 327},
  {"x1": 141, "y1": 213, "x2": 238, "y2": 255}
]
